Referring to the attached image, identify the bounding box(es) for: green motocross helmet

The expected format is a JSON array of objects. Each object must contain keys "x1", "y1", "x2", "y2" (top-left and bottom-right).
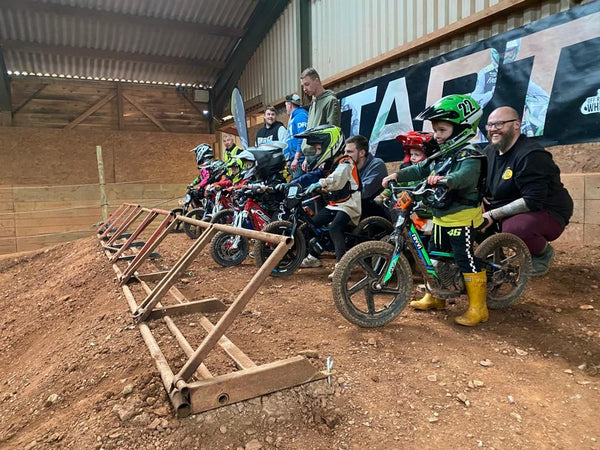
[{"x1": 415, "y1": 94, "x2": 482, "y2": 153}]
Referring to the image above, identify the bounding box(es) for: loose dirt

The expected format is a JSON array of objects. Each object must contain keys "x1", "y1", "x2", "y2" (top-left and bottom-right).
[{"x1": 0, "y1": 232, "x2": 598, "y2": 450}]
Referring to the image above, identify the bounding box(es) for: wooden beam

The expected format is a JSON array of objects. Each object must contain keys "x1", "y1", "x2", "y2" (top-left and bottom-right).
[
  {"x1": 116, "y1": 82, "x2": 124, "y2": 130},
  {"x1": 186, "y1": 357, "x2": 327, "y2": 415},
  {"x1": 0, "y1": 0, "x2": 245, "y2": 38},
  {"x1": 0, "y1": 39, "x2": 226, "y2": 70},
  {"x1": 65, "y1": 92, "x2": 116, "y2": 129},
  {"x1": 322, "y1": 0, "x2": 544, "y2": 89},
  {"x1": 12, "y1": 83, "x2": 47, "y2": 115},
  {"x1": 122, "y1": 93, "x2": 167, "y2": 131}
]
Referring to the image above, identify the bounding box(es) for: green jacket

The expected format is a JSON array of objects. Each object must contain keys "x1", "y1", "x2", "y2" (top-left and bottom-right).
[
  {"x1": 302, "y1": 90, "x2": 341, "y2": 155},
  {"x1": 395, "y1": 146, "x2": 484, "y2": 218}
]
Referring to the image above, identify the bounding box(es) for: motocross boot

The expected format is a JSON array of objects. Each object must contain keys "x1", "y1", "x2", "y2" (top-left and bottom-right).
[
  {"x1": 410, "y1": 293, "x2": 446, "y2": 311},
  {"x1": 455, "y1": 271, "x2": 488, "y2": 327}
]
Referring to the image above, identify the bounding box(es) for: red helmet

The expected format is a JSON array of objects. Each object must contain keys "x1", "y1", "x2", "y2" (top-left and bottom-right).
[{"x1": 396, "y1": 131, "x2": 438, "y2": 164}]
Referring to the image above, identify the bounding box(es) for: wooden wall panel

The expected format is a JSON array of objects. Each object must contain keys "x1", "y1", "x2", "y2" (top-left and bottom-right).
[
  {"x1": 10, "y1": 77, "x2": 211, "y2": 134},
  {"x1": 0, "y1": 126, "x2": 214, "y2": 186},
  {"x1": 0, "y1": 183, "x2": 183, "y2": 254}
]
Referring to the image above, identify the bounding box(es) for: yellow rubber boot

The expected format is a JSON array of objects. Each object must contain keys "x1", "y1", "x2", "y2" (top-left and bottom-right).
[
  {"x1": 410, "y1": 293, "x2": 446, "y2": 311},
  {"x1": 455, "y1": 271, "x2": 489, "y2": 326}
]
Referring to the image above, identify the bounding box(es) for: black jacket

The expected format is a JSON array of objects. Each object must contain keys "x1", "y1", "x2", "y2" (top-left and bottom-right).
[{"x1": 483, "y1": 135, "x2": 573, "y2": 226}]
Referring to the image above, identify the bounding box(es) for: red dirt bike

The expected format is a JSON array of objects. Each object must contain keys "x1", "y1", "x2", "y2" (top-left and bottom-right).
[
  {"x1": 209, "y1": 185, "x2": 280, "y2": 267},
  {"x1": 182, "y1": 186, "x2": 235, "y2": 239}
]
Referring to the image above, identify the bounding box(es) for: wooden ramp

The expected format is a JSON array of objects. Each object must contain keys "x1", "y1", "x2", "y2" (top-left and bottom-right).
[{"x1": 96, "y1": 203, "x2": 328, "y2": 417}]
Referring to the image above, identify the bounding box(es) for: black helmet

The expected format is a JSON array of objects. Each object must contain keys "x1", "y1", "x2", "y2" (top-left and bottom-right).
[{"x1": 208, "y1": 160, "x2": 227, "y2": 180}]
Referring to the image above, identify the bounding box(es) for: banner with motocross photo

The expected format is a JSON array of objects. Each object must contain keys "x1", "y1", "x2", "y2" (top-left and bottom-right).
[{"x1": 337, "y1": 1, "x2": 600, "y2": 162}]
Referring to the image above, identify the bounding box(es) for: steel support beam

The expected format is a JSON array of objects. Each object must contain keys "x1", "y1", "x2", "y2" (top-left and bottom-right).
[
  {"x1": 0, "y1": 49, "x2": 12, "y2": 126},
  {"x1": 212, "y1": 0, "x2": 291, "y2": 117}
]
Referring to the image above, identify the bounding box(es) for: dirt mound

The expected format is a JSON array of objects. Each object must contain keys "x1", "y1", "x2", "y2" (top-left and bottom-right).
[{"x1": 0, "y1": 235, "x2": 599, "y2": 449}]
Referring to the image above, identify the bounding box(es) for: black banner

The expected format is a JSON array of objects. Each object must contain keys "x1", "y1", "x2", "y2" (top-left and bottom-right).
[{"x1": 338, "y1": 2, "x2": 600, "y2": 162}]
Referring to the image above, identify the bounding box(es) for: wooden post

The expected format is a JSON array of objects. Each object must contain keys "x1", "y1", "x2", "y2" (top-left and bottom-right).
[{"x1": 95, "y1": 145, "x2": 108, "y2": 221}]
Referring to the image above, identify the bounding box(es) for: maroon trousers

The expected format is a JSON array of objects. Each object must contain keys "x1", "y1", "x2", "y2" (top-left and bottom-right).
[{"x1": 500, "y1": 210, "x2": 565, "y2": 256}]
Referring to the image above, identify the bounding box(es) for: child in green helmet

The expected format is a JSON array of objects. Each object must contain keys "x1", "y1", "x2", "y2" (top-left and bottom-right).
[{"x1": 382, "y1": 94, "x2": 488, "y2": 327}]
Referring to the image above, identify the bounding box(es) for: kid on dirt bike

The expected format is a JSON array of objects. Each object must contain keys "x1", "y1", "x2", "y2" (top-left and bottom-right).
[
  {"x1": 189, "y1": 144, "x2": 217, "y2": 190},
  {"x1": 377, "y1": 131, "x2": 439, "y2": 234},
  {"x1": 382, "y1": 94, "x2": 488, "y2": 327},
  {"x1": 296, "y1": 125, "x2": 361, "y2": 278}
]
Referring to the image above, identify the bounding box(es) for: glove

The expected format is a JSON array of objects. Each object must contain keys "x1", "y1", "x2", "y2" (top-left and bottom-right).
[
  {"x1": 306, "y1": 182, "x2": 321, "y2": 195},
  {"x1": 275, "y1": 183, "x2": 287, "y2": 192},
  {"x1": 187, "y1": 184, "x2": 194, "y2": 190}
]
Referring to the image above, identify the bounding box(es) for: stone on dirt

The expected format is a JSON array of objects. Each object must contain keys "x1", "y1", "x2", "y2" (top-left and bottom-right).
[
  {"x1": 245, "y1": 438, "x2": 263, "y2": 450},
  {"x1": 44, "y1": 393, "x2": 59, "y2": 407}
]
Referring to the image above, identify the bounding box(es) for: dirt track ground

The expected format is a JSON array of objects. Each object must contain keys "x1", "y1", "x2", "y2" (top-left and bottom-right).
[{"x1": 0, "y1": 232, "x2": 599, "y2": 449}]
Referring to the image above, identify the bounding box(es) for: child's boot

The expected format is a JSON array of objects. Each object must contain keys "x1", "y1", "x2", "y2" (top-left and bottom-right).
[
  {"x1": 410, "y1": 293, "x2": 446, "y2": 310},
  {"x1": 455, "y1": 271, "x2": 488, "y2": 326}
]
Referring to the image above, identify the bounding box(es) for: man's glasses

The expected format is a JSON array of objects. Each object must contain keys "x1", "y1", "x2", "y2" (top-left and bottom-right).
[{"x1": 485, "y1": 119, "x2": 518, "y2": 130}]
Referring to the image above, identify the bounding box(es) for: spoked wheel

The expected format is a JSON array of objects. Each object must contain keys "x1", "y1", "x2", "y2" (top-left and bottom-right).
[
  {"x1": 332, "y1": 241, "x2": 413, "y2": 328},
  {"x1": 170, "y1": 207, "x2": 184, "y2": 233},
  {"x1": 253, "y1": 220, "x2": 306, "y2": 277},
  {"x1": 475, "y1": 232, "x2": 532, "y2": 309},
  {"x1": 183, "y1": 208, "x2": 209, "y2": 239},
  {"x1": 210, "y1": 232, "x2": 249, "y2": 267}
]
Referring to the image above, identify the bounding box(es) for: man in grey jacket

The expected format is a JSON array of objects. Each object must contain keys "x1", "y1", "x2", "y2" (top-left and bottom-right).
[{"x1": 300, "y1": 67, "x2": 341, "y2": 170}]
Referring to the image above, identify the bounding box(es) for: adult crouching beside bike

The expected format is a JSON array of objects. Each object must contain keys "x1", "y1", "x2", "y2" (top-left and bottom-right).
[
  {"x1": 382, "y1": 94, "x2": 488, "y2": 327},
  {"x1": 480, "y1": 106, "x2": 573, "y2": 277},
  {"x1": 296, "y1": 125, "x2": 361, "y2": 279}
]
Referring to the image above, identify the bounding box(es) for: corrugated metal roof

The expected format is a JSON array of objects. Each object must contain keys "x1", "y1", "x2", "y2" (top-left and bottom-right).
[{"x1": 0, "y1": 0, "x2": 264, "y2": 87}]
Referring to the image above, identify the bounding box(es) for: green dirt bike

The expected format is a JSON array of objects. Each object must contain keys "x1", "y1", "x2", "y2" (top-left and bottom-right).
[{"x1": 331, "y1": 181, "x2": 532, "y2": 328}]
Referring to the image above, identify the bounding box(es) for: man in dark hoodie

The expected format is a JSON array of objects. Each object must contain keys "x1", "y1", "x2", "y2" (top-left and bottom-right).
[
  {"x1": 481, "y1": 106, "x2": 573, "y2": 277},
  {"x1": 255, "y1": 105, "x2": 287, "y2": 146},
  {"x1": 300, "y1": 67, "x2": 341, "y2": 171}
]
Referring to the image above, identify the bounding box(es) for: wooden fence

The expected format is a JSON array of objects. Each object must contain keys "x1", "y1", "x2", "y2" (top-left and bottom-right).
[{"x1": 0, "y1": 183, "x2": 183, "y2": 254}]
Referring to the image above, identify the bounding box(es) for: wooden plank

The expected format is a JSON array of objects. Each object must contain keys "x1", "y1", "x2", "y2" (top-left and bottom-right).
[
  {"x1": 0, "y1": 237, "x2": 17, "y2": 254},
  {"x1": 13, "y1": 185, "x2": 100, "y2": 203},
  {"x1": 0, "y1": 217, "x2": 16, "y2": 238},
  {"x1": 122, "y1": 93, "x2": 167, "y2": 131},
  {"x1": 12, "y1": 84, "x2": 47, "y2": 114},
  {"x1": 116, "y1": 82, "x2": 124, "y2": 130},
  {"x1": 0, "y1": 186, "x2": 14, "y2": 212},
  {"x1": 16, "y1": 230, "x2": 94, "y2": 252},
  {"x1": 65, "y1": 92, "x2": 116, "y2": 129}
]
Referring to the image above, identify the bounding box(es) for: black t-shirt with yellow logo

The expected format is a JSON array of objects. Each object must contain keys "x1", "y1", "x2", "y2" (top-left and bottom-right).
[{"x1": 483, "y1": 135, "x2": 573, "y2": 226}]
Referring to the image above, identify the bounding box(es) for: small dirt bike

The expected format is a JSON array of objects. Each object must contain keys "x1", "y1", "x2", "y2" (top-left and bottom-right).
[
  {"x1": 253, "y1": 184, "x2": 394, "y2": 277},
  {"x1": 171, "y1": 185, "x2": 208, "y2": 238},
  {"x1": 182, "y1": 187, "x2": 236, "y2": 239},
  {"x1": 210, "y1": 185, "x2": 280, "y2": 267},
  {"x1": 331, "y1": 181, "x2": 532, "y2": 327}
]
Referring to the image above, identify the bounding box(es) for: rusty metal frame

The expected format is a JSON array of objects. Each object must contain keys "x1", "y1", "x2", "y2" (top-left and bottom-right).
[{"x1": 97, "y1": 204, "x2": 328, "y2": 417}]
